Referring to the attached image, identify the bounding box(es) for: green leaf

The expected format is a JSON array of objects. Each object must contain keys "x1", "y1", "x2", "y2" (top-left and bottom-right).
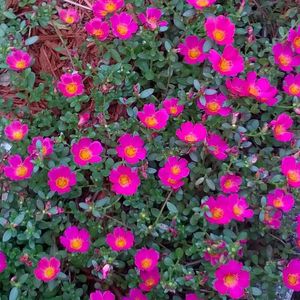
[
  {"x1": 167, "y1": 202, "x2": 178, "y2": 214},
  {"x1": 9, "y1": 287, "x2": 19, "y2": 300},
  {"x1": 252, "y1": 287, "x2": 262, "y2": 296},
  {"x1": 205, "y1": 178, "x2": 215, "y2": 191},
  {"x1": 25, "y1": 36, "x2": 39, "y2": 46},
  {"x1": 140, "y1": 88, "x2": 154, "y2": 99},
  {"x1": 3, "y1": 229, "x2": 12, "y2": 242},
  {"x1": 3, "y1": 11, "x2": 16, "y2": 19}
]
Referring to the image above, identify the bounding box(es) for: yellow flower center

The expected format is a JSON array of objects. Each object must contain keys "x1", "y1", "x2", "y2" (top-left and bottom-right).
[
  {"x1": 287, "y1": 170, "x2": 300, "y2": 183},
  {"x1": 117, "y1": 24, "x2": 128, "y2": 36},
  {"x1": 219, "y1": 58, "x2": 232, "y2": 72},
  {"x1": 289, "y1": 83, "x2": 300, "y2": 95},
  {"x1": 213, "y1": 29, "x2": 225, "y2": 41},
  {"x1": 288, "y1": 274, "x2": 299, "y2": 286},
  {"x1": 16, "y1": 59, "x2": 26, "y2": 69},
  {"x1": 115, "y1": 237, "x2": 126, "y2": 248},
  {"x1": 211, "y1": 207, "x2": 224, "y2": 219},
  {"x1": 42, "y1": 146, "x2": 47, "y2": 155},
  {"x1": 12, "y1": 130, "x2": 24, "y2": 141},
  {"x1": 66, "y1": 83, "x2": 78, "y2": 94},
  {"x1": 224, "y1": 273, "x2": 238, "y2": 287},
  {"x1": 207, "y1": 101, "x2": 220, "y2": 113},
  {"x1": 233, "y1": 204, "x2": 243, "y2": 216},
  {"x1": 15, "y1": 165, "x2": 28, "y2": 177},
  {"x1": 169, "y1": 106, "x2": 178, "y2": 115},
  {"x1": 65, "y1": 16, "x2": 75, "y2": 24},
  {"x1": 55, "y1": 177, "x2": 69, "y2": 189},
  {"x1": 119, "y1": 174, "x2": 131, "y2": 187},
  {"x1": 171, "y1": 165, "x2": 181, "y2": 175},
  {"x1": 196, "y1": 0, "x2": 209, "y2": 7},
  {"x1": 145, "y1": 278, "x2": 155, "y2": 287},
  {"x1": 44, "y1": 267, "x2": 55, "y2": 279},
  {"x1": 167, "y1": 178, "x2": 177, "y2": 184},
  {"x1": 278, "y1": 54, "x2": 292, "y2": 66},
  {"x1": 141, "y1": 258, "x2": 152, "y2": 269},
  {"x1": 224, "y1": 179, "x2": 233, "y2": 189},
  {"x1": 145, "y1": 116, "x2": 158, "y2": 127},
  {"x1": 184, "y1": 133, "x2": 197, "y2": 143},
  {"x1": 93, "y1": 29, "x2": 104, "y2": 37},
  {"x1": 105, "y1": 2, "x2": 117, "y2": 13},
  {"x1": 274, "y1": 124, "x2": 285, "y2": 135},
  {"x1": 79, "y1": 148, "x2": 92, "y2": 161},
  {"x1": 125, "y1": 145, "x2": 137, "y2": 158},
  {"x1": 70, "y1": 238, "x2": 83, "y2": 250},
  {"x1": 294, "y1": 36, "x2": 300, "y2": 48},
  {"x1": 188, "y1": 48, "x2": 200, "y2": 59},
  {"x1": 273, "y1": 197, "x2": 283, "y2": 208},
  {"x1": 248, "y1": 85, "x2": 259, "y2": 97}
]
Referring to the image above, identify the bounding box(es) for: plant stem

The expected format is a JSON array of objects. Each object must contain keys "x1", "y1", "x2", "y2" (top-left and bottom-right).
[{"x1": 63, "y1": 0, "x2": 92, "y2": 10}]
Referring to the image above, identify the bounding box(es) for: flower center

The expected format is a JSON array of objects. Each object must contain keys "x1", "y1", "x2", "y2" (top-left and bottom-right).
[
  {"x1": 274, "y1": 124, "x2": 285, "y2": 135},
  {"x1": 188, "y1": 47, "x2": 200, "y2": 59},
  {"x1": 273, "y1": 197, "x2": 283, "y2": 208},
  {"x1": 289, "y1": 83, "x2": 300, "y2": 95},
  {"x1": 248, "y1": 85, "x2": 260, "y2": 97},
  {"x1": 79, "y1": 147, "x2": 92, "y2": 161},
  {"x1": 42, "y1": 146, "x2": 47, "y2": 155},
  {"x1": 12, "y1": 130, "x2": 24, "y2": 140},
  {"x1": 15, "y1": 165, "x2": 28, "y2": 177},
  {"x1": 70, "y1": 238, "x2": 83, "y2": 250},
  {"x1": 171, "y1": 165, "x2": 181, "y2": 175},
  {"x1": 167, "y1": 177, "x2": 177, "y2": 184},
  {"x1": 264, "y1": 212, "x2": 272, "y2": 222},
  {"x1": 117, "y1": 24, "x2": 128, "y2": 36},
  {"x1": 145, "y1": 278, "x2": 155, "y2": 287},
  {"x1": 294, "y1": 36, "x2": 300, "y2": 48},
  {"x1": 105, "y1": 2, "x2": 117, "y2": 13},
  {"x1": 16, "y1": 59, "x2": 26, "y2": 69},
  {"x1": 196, "y1": 0, "x2": 209, "y2": 7},
  {"x1": 119, "y1": 174, "x2": 131, "y2": 187},
  {"x1": 213, "y1": 29, "x2": 225, "y2": 41},
  {"x1": 93, "y1": 29, "x2": 104, "y2": 37},
  {"x1": 169, "y1": 106, "x2": 178, "y2": 115},
  {"x1": 65, "y1": 16, "x2": 75, "y2": 24},
  {"x1": 233, "y1": 204, "x2": 243, "y2": 216},
  {"x1": 219, "y1": 58, "x2": 232, "y2": 72},
  {"x1": 278, "y1": 54, "x2": 292, "y2": 66},
  {"x1": 145, "y1": 116, "x2": 158, "y2": 127},
  {"x1": 211, "y1": 207, "x2": 224, "y2": 219},
  {"x1": 115, "y1": 237, "x2": 126, "y2": 248},
  {"x1": 125, "y1": 145, "x2": 137, "y2": 158},
  {"x1": 224, "y1": 179, "x2": 233, "y2": 189},
  {"x1": 44, "y1": 267, "x2": 55, "y2": 279},
  {"x1": 224, "y1": 273, "x2": 238, "y2": 287},
  {"x1": 148, "y1": 17, "x2": 158, "y2": 28},
  {"x1": 184, "y1": 133, "x2": 197, "y2": 143},
  {"x1": 288, "y1": 274, "x2": 299, "y2": 286},
  {"x1": 287, "y1": 170, "x2": 300, "y2": 183},
  {"x1": 207, "y1": 101, "x2": 220, "y2": 113},
  {"x1": 55, "y1": 177, "x2": 69, "y2": 189},
  {"x1": 141, "y1": 258, "x2": 152, "y2": 269},
  {"x1": 66, "y1": 83, "x2": 78, "y2": 94}
]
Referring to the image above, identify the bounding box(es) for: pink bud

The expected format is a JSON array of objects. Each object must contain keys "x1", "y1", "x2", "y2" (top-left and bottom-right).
[
  {"x1": 102, "y1": 264, "x2": 111, "y2": 279},
  {"x1": 78, "y1": 112, "x2": 90, "y2": 126}
]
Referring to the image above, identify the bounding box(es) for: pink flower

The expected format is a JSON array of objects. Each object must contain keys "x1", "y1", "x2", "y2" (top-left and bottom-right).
[
  {"x1": 92, "y1": 0, "x2": 124, "y2": 18},
  {"x1": 138, "y1": 7, "x2": 168, "y2": 30},
  {"x1": 123, "y1": 288, "x2": 147, "y2": 300},
  {"x1": 102, "y1": 264, "x2": 111, "y2": 279},
  {"x1": 283, "y1": 259, "x2": 300, "y2": 291},
  {"x1": 34, "y1": 257, "x2": 60, "y2": 282},
  {"x1": 186, "y1": 293, "x2": 202, "y2": 300},
  {"x1": 60, "y1": 226, "x2": 90, "y2": 253},
  {"x1": 197, "y1": 93, "x2": 231, "y2": 116},
  {"x1": 208, "y1": 45, "x2": 244, "y2": 76},
  {"x1": 106, "y1": 227, "x2": 134, "y2": 251},
  {"x1": 111, "y1": 13, "x2": 138, "y2": 40},
  {"x1": 162, "y1": 98, "x2": 184, "y2": 117},
  {"x1": 281, "y1": 156, "x2": 300, "y2": 188},
  {"x1": 205, "y1": 15, "x2": 235, "y2": 45},
  {"x1": 267, "y1": 188, "x2": 295, "y2": 212},
  {"x1": 116, "y1": 134, "x2": 146, "y2": 164},
  {"x1": 90, "y1": 291, "x2": 115, "y2": 300},
  {"x1": 6, "y1": 49, "x2": 32, "y2": 71},
  {"x1": 228, "y1": 194, "x2": 254, "y2": 222},
  {"x1": 4, "y1": 120, "x2": 28, "y2": 141},
  {"x1": 206, "y1": 133, "x2": 229, "y2": 160},
  {"x1": 203, "y1": 195, "x2": 233, "y2": 225},
  {"x1": 139, "y1": 268, "x2": 160, "y2": 291},
  {"x1": 134, "y1": 248, "x2": 159, "y2": 272},
  {"x1": 178, "y1": 36, "x2": 206, "y2": 65},
  {"x1": 137, "y1": 104, "x2": 169, "y2": 130},
  {"x1": 214, "y1": 260, "x2": 250, "y2": 299},
  {"x1": 48, "y1": 166, "x2": 77, "y2": 194},
  {"x1": 273, "y1": 42, "x2": 300, "y2": 72},
  {"x1": 245, "y1": 71, "x2": 278, "y2": 106},
  {"x1": 288, "y1": 26, "x2": 300, "y2": 54},
  {"x1": 59, "y1": 8, "x2": 79, "y2": 24},
  {"x1": 85, "y1": 18, "x2": 110, "y2": 41},
  {"x1": 270, "y1": 113, "x2": 294, "y2": 142},
  {"x1": 71, "y1": 137, "x2": 103, "y2": 166},
  {"x1": 57, "y1": 73, "x2": 84, "y2": 98},
  {"x1": 109, "y1": 165, "x2": 140, "y2": 196},
  {"x1": 283, "y1": 74, "x2": 300, "y2": 97},
  {"x1": 220, "y1": 174, "x2": 242, "y2": 193},
  {"x1": 186, "y1": 0, "x2": 216, "y2": 10},
  {"x1": 263, "y1": 207, "x2": 282, "y2": 230},
  {"x1": 176, "y1": 121, "x2": 207, "y2": 144},
  {"x1": 0, "y1": 251, "x2": 7, "y2": 273},
  {"x1": 225, "y1": 77, "x2": 248, "y2": 97},
  {"x1": 4, "y1": 155, "x2": 34, "y2": 181},
  {"x1": 28, "y1": 136, "x2": 54, "y2": 157}
]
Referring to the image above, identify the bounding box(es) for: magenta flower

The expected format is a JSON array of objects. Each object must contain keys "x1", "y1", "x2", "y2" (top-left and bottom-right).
[
  {"x1": 225, "y1": 77, "x2": 248, "y2": 97},
  {"x1": 186, "y1": 293, "x2": 202, "y2": 300},
  {"x1": 206, "y1": 133, "x2": 229, "y2": 160},
  {"x1": 138, "y1": 7, "x2": 168, "y2": 31},
  {"x1": 270, "y1": 113, "x2": 294, "y2": 142},
  {"x1": 60, "y1": 226, "x2": 90, "y2": 253},
  {"x1": 34, "y1": 257, "x2": 60, "y2": 282},
  {"x1": 263, "y1": 207, "x2": 282, "y2": 230},
  {"x1": 92, "y1": 0, "x2": 124, "y2": 18},
  {"x1": 134, "y1": 248, "x2": 159, "y2": 272},
  {"x1": 137, "y1": 104, "x2": 169, "y2": 130},
  {"x1": 111, "y1": 12, "x2": 138, "y2": 40},
  {"x1": 139, "y1": 268, "x2": 160, "y2": 291},
  {"x1": 178, "y1": 36, "x2": 206, "y2": 65},
  {"x1": 266, "y1": 188, "x2": 295, "y2": 213},
  {"x1": 214, "y1": 260, "x2": 250, "y2": 299},
  {"x1": 4, "y1": 120, "x2": 28, "y2": 141},
  {"x1": 208, "y1": 45, "x2": 244, "y2": 76},
  {"x1": 28, "y1": 136, "x2": 54, "y2": 157},
  {"x1": 85, "y1": 18, "x2": 110, "y2": 41},
  {"x1": 6, "y1": 49, "x2": 32, "y2": 71},
  {"x1": 205, "y1": 15, "x2": 235, "y2": 45},
  {"x1": 220, "y1": 173, "x2": 242, "y2": 194},
  {"x1": 57, "y1": 73, "x2": 84, "y2": 98},
  {"x1": 0, "y1": 251, "x2": 7, "y2": 273},
  {"x1": 283, "y1": 74, "x2": 300, "y2": 97},
  {"x1": 288, "y1": 26, "x2": 300, "y2": 54},
  {"x1": 273, "y1": 42, "x2": 300, "y2": 72},
  {"x1": 106, "y1": 227, "x2": 134, "y2": 252},
  {"x1": 197, "y1": 93, "x2": 231, "y2": 116},
  {"x1": 162, "y1": 98, "x2": 184, "y2": 117},
  {"x1": 59, "y1": 8, "x2": 79, "y2": 24},
  {"x1": 116, "y1": 134, "x2": 146, "y2": 164},
  {"x1": 109, "y1": 165, "x2": 140, "y2": 196},
  {"x1": 89, "y1": 290, "x2": 115, "y2": 300},
  {"x1": 228, "y1": 194, "x2": 254, "y2": 222},
  {"x1": 4, "y1": 155, "x2": 33, "y2": 181},
  {"x1": 123, "y1": 288, "x2": 147, "y2": 300},
  {"x1": 71, "y1": 137, "x2": 103, "y2": 166},
  {"x1": 176, "y1": 121, "x2": 207, "y2": 144},
  {"x1": 158, "y1": 168, "x2": 184, "y2": 190},
  {"x1": 283, "y1": 259, "x2": 300, "y2": 291},
  {"x1": 48, "y1": 166, "x2": 77, "y2": 194},
  {"x1": 186, "y1": 0, "x2": 216, "y2": 10},
  {"x1": 281, "y1": 156, "x2": 300, "y2": 188}
]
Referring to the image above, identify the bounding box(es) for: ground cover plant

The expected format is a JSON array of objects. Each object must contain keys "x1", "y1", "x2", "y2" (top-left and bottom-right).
[{"x1": 1, "y1": 0, "x2": 300, "y2": 299}]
